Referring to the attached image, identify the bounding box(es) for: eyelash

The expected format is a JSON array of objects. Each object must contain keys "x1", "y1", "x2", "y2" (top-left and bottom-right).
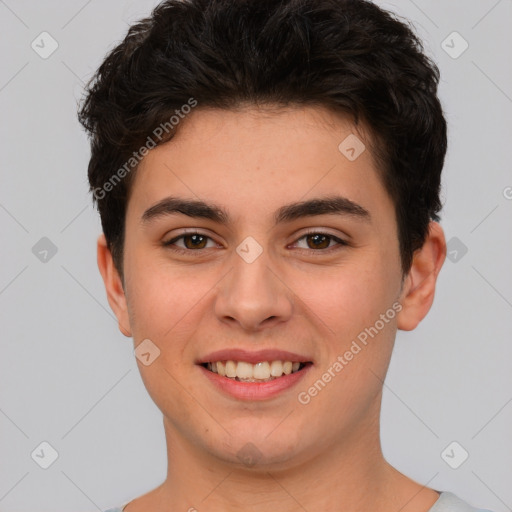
[{"x1": 162, "y1": 229, "x2": 348, "y2": 256}]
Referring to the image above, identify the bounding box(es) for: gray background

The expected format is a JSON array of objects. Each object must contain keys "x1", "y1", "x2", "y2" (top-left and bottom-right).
[{"x1": 1, "y1": 0, "x2": 511, "y2": 511}]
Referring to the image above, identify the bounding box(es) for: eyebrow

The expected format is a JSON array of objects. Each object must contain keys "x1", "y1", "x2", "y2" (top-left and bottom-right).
[{"x1": 141, "y1": 195, "x2": 371, "y2": 226}]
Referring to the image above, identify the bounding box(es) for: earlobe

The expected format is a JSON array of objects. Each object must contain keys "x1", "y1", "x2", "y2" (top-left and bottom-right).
[
  {"x1": 96, "y1": 234, "x2": 132, "y2": 337},
  {"x1": 396, "y1": 222, "x2": 447, "y2": 331}
]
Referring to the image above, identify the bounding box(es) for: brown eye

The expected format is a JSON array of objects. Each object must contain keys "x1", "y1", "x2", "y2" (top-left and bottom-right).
[
  {"x1": 163, "y1": 232, "x2": 216, "y2": 252},
  {"x1": 305, "y1": 233, "x2": 331, "y2": 249},
  {"x1": 182, "y1": 234, "x2": 208, "y2": 249},
  {"x1": 293, "y1": 232, "x2": 348, "y2": 253}
]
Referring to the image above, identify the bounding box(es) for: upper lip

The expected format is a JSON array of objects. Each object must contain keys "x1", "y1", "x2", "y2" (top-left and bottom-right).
[{"x1": 196, "y1": 348, "x2": 313, "y2": 365}]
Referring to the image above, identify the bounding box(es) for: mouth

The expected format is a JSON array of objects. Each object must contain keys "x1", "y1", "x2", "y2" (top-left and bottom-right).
[
  {"x1": 196, "y1": 349, "x2": 313, "y2": 400},
  {"x1": 201, "y1": 360, "x2": 311, "y2": 383}
]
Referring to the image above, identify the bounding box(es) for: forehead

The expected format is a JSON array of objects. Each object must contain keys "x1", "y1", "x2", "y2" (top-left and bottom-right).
[{"x1": 127, "y1": 105, "x2": 395, "y2": 230}]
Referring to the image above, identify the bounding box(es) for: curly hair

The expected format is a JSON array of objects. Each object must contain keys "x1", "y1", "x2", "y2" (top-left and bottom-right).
[{"x1": 78, "y1": 0, "x2": 447, "y2": 279}]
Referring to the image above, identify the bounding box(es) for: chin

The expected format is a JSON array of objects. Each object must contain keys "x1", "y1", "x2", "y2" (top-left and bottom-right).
[{"x1": 207, "y1": 430, "x2": 306, "y2": 470}]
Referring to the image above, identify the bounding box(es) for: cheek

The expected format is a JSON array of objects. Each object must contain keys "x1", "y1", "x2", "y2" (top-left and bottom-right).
[
  {"x1": 294, "y1": 258, "x2": 398, "y2": 339},
  {"x1": 124, "y1": 250, "x2": 216, "y2": 345},
  {"x1": 124, "y1": 251, "x2": 178, "y2": 339}
]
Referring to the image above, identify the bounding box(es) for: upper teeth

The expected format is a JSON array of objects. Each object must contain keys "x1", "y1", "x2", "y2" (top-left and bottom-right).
[{"x1": 207, "y1": 361, "x2": 302, "y2": 381}]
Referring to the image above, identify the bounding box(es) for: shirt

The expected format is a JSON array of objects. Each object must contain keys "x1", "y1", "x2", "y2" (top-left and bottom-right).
[{"x1": 103, "y1": 491, "x2": 494, "y2": 512}]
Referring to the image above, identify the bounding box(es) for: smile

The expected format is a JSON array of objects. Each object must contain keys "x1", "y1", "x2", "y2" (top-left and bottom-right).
[
  {"x1": 197, "y1": 349, "x2": 313, "y2": 400},
  {"x1": 203, "y1": 360, "x2": 308, "y2": 382}
]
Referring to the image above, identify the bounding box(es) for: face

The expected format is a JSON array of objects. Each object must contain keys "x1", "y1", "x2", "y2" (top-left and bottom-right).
[{"x1": 100, "y1": 106, "x2": 437, "y2": 470}]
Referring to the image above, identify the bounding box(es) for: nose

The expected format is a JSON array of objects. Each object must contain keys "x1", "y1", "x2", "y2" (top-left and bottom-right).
[{"x1": 214, "y1": 245, "x2": 294, "y2": 332}]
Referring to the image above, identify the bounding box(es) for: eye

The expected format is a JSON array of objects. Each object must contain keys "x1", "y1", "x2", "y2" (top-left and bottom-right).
[
  {"x1": 291, "y1": 231, "x2": 348, "y2": 253},
  {"x1": 162, "y1": 230, "x2": 348, "y2": 255},
  {"x1": 163, "y1": 232, "x2": 218, "y2": 253}
]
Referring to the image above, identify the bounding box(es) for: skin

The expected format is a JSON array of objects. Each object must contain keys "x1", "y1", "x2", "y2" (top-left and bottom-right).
[{"x1": 97, "y1": 105, "x2": 446, "y2": 512}]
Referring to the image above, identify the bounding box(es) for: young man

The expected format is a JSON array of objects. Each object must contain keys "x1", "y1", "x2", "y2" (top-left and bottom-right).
[{"x1": 78, "y1": 1, "x2": 494, "y2": 511}]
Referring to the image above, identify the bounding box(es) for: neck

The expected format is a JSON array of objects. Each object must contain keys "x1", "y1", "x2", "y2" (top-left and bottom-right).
[{"x1": 140, "y1": 408, "x2": 436, "y2": 512}]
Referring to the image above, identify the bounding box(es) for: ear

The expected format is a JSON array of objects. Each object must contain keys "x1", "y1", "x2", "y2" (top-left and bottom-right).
[
  {"x1": 97, "y1": 234, "x2": 132, "y2": 337},
  {"x1": 396, "y1": 221, "x2": 447, "y2": 331}
]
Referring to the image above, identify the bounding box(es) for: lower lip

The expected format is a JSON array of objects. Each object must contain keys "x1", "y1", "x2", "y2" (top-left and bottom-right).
[{"x1": 198, "y1": 364, "x2": 312, "y2": 401}]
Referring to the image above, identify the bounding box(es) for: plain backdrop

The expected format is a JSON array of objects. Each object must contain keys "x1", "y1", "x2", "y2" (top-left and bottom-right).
[{"x1": 1, "y1": 1, "x2": 511, "y2": 511}]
